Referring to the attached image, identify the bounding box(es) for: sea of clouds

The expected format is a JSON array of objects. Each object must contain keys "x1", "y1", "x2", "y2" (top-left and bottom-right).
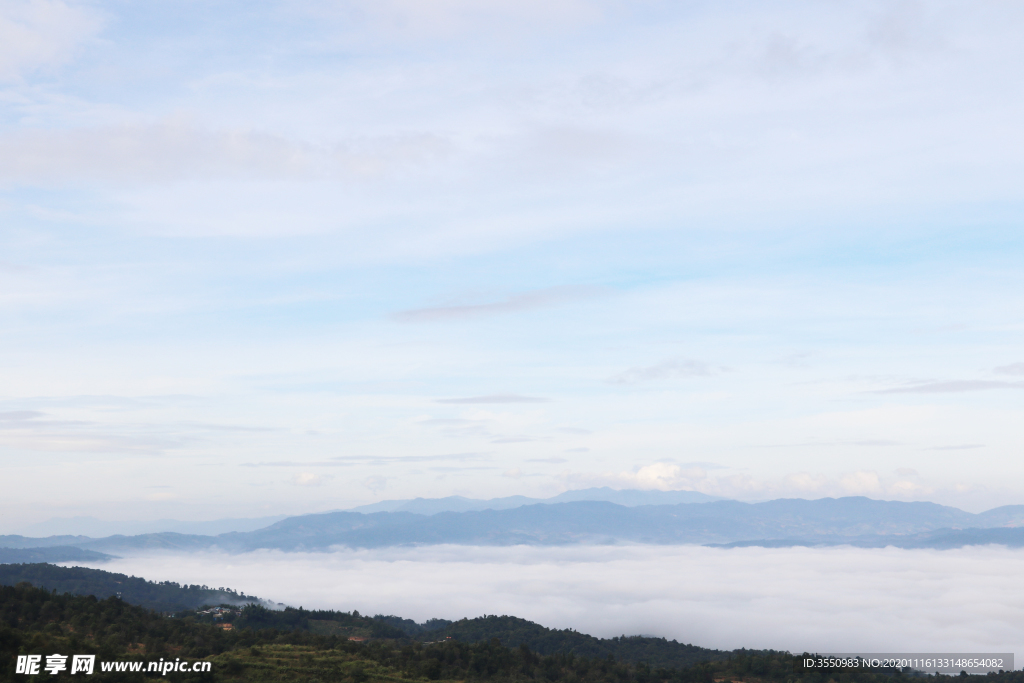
[{"x1": 72, "y1": 545, "x2": 1024, "y2": 657}]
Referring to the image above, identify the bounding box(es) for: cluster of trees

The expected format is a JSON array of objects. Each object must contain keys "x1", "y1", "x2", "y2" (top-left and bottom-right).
[
  {"x1": 436, "y1": 615, "x2": 727, "y2": 669},
  {"x1": 373, "y1": 614, "x2": 453, "y2": 636},
  {"x1": 355, "y1": 637, "x2": 710, "y2": 683},
  {"x1": 232, "y1": 604, "x2": 408, "y2": 638}
]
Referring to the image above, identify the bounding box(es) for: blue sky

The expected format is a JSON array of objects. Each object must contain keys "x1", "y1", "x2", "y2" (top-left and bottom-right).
[{"x1": 2, "y1": 0, "x2": 1024, "y2": 529}]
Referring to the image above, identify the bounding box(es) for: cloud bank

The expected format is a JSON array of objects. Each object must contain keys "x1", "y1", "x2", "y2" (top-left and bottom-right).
[{"x1": 74, "y1": 545, "x2": 1024, "y2": 655}]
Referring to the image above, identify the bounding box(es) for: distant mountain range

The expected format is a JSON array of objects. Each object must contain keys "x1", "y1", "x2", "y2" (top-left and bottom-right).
[
  {"x1": 10, "y1": 488, "x2": 715, "y2": 538},
  {"x1": 4, "y1": 493, "x2": 1024, "y2": 558},
  {"x1": 15, "y1": 514, "x2": 290, "y2": 538},
  {"x1": 349, "y1": 487, "x2": 722, "y2": 514}
]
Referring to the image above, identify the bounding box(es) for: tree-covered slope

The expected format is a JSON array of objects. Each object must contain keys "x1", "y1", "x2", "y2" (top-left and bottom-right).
[
  {"x1": 0, "y1": 564, "x2": 260, "y2": 613},
  {"x1": 437, "y1": 615, "x2": 727, "y2": 669}
]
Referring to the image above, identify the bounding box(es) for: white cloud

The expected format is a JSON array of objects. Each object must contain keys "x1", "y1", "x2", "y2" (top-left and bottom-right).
[
  {"x1": 71, "y1": 544, "x2": 1024, "y2": 654},
  {"x1": 560, "y1": 463, "x2": 709, "y2": 492},
  {"x1": 558, "y1": 464, "x2": 939, "y2": 502},
  {"x1": 783, "y1": 472, "x2": 830, "y2": 493},
  {"x1": 839, "y1": 470, "x2": 883, "y2": 496},
  {"x1": 364, "y1": 475, "x2": 388, "y2": 493},
  {"x1": 292, "y1": 472, "x2": 332, "y2": 486}
]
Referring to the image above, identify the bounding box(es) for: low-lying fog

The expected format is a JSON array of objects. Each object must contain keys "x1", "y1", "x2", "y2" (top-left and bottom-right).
[{"x1": 69, "y1": 545, "x2": 1024, "y2": 656}]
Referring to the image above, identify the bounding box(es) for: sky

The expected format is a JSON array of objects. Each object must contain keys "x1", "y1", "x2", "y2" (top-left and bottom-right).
[
  {"x1": 71, "y1": 544, "x2": 1024, "y2": 656},
  {"x1": 2, "y1": 0, "x2": 1024, "y2": 528}
]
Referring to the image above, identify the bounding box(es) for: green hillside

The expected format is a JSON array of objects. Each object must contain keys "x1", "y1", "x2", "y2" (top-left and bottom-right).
[
  {"x1": 0, "y1": 564, "x2": 259, "y2": 613},
  {"x1": 437, "y1": 615, "x2": 727, "y2": 669}
]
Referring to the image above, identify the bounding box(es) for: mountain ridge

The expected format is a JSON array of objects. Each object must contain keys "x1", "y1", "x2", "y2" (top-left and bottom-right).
[{"x1": 5, "y1": 496, "x2": 1024, "y2": 556}]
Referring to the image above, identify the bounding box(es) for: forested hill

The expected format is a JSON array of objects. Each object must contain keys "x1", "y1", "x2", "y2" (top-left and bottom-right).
[
  {"x1": 1, "y1": 564, "x2": 742, "y2": 669},
  {"x1": 0, "y1": 564, "x2": 262, "y2": 613},
  {"x1": 438, "y1": 615, "x2": 727, "y2": 670}
]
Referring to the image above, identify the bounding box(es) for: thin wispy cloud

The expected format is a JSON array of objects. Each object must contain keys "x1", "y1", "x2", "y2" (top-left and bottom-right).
[
  {"x1": 0, "y1": 409, "x2": 182, "y2": 455},
  {"x1": 427, "y1": 465, "x2": 499, "y2": 473},
  {"x1": 242, "y1": 453, "x2": 491, "y2": 467},
  {"x1": 0, "y1": 410, "x2": 45, "y2": 422},
  {"x1": 187, "y1": 422, "x2": 278, "y2": 433},
  {"x1": 608, "y1": 359, "x2": 719, "y2": 385},
  {"x1": 994, "y1": 363, "x2": 1024, "y2": 376},
  {"x1": 761, "y1": 440, "x2": 902, "y2": 450},
  {"x1": 875, "y1": 380, "x2": 1024, "y2": 394},
  {"x1": 394, "y1": 286, "x2": 603, "y2": 323},
  {"x1": 437, "y1": 394, "x2": 549, "y2": 404},
  {"x1": 0, "y1": 124, "x2": 452, "y2": 183},
  {"x1": 241, "y1": 461, "x2": 356, "y2": 468},
  {"x1": 416, "y1": 418, "x2": 478, "y2": 426}
]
